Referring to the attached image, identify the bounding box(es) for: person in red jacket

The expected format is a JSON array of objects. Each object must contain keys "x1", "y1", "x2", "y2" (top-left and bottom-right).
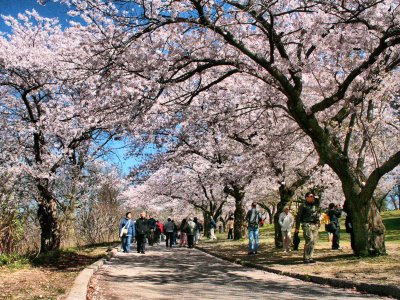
[{"x1": 155, "y1": 219, "x2": 164, "y2": 244}]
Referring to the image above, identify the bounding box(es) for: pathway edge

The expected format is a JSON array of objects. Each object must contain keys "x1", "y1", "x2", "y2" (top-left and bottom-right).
[
  {"x1": 195, "y1": 245, "x2": 400, "y2": 299},
  {"x1": 66, "y1": 246, "x2": 118, "y2": 300}
]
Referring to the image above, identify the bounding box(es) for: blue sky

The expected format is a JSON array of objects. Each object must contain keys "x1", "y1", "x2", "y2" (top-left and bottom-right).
[{"x1": 0, "y1": 0, "x2": 142, "y2": 175}]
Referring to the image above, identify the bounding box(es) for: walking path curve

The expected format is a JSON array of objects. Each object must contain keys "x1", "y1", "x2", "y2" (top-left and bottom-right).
[{"x1": 89, "y1": 245, "x2": 387, "y2": 299}]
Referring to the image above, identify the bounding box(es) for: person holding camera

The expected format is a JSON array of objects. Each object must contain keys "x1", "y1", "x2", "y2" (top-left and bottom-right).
[
  {"x1": 119, "y1": 212, "x2": 135, "y2": 253},
  {"x1": 327, "y1": 203, "x2": 342, "y2": 250},
  {"x1": 295, "y1": 192, "x2": 321, "y2": 263}
]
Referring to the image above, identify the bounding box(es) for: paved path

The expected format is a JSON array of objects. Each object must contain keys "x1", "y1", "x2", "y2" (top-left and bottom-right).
[{"x1": 90, "y1": 245, "x2": 386, "y2": 299}]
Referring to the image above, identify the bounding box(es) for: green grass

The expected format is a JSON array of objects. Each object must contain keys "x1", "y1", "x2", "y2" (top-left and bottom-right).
[{"x1": 0, "y1": 253, "x2": 30, "y2": 269}]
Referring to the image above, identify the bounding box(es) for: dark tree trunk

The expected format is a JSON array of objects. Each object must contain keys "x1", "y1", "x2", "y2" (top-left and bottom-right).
[
  {"x1": 224, "y1": 183, "x2": 246, "y2": 240},
  {"x1": 202, "y1": 211, "x2": 210, "y2": 238},
  {"x1": 36, "y1": 180, "x2": 61, "y2": 253},
  {"x1": 37, "y1": 199, "x2": 60, "y2": 253},
  {"x1": 234, "y1": 198, "x2": 245, "y2": 240}
]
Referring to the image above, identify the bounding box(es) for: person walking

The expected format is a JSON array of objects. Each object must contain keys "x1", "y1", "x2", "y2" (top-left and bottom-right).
[
  {"x1": 147, "y1": 215, "x2": 157, "y2": 246},
  {"x1": 210, "y1": 217, "x2": 217, "y2": 240},
  {"x1": 164, "y1": 218, "x2": 174, "y2": 247},
  {"x1": 246, "y1": 202, "x2": 262, "y2": 255},
  {"x1": 193, "y1": 217, "x2": 202, "y2": 244},
  {"x1": 227, "y1": 217, "x2": 234, "y2": 239},
  {"x1": 119, "y1": 212, "x2": 135, "y2": 253},
  {"x1": 155, "y1": 219, "x2": 163, "y2": 244},
  {"x1": 327, "y1": 203, "x2": 342, "y2": 250},
  {"x1": 295, "y1": 192, "x2": 321, "y2": 263},
  {"x1": 179, "y1": 218, "x2": 188, "y2": 247},
  {"x1": 185, "y1": 217, "x2": 197, "y2": 248},
  {"x1": 135, "y1": 211, "x2": 149, "y2": 254},
  {"x1": 278, "y1": 206, "x2": 294, "y2": 252}
]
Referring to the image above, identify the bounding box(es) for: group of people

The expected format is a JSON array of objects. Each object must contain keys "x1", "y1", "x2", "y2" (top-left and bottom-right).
[
  {"x1": 120, "y1": 193, "x2": 347, "y2": 264},
  {"x1": 245, "y1": 193, "x2": 346, "y2": 264},
  {"x1": 119, "y1": 212, "x2": 204, "y2": 254}
]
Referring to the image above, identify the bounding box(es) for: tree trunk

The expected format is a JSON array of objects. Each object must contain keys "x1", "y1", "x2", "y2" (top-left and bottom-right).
[
  {"x1": 37, "y1": 198, "x2": 60, "y2": 253},
  {"x1": 202, "y1": 211, "x2": 210, "y2": 238},
  {"x1": 234, "y1": 198, "x2": 245, "y2": 240},
  {"x1": 346, "y1": 192, "x2": 386, "y2": 256}
]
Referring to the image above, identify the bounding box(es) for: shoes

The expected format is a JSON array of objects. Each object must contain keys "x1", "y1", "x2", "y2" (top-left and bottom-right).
[
  {"x1": 303, "y1": 259, "x2": 316, "y2": 264},
  {"x1": 254, "y1": 251, "x2": 258, "y2": 255},
  {"x1": 141, "y1": 252, "x2": 145, "y2": 254},
  {"x1": 248, "y1": 251, "x2": 254, "y2": 255},
  {"x1": 137, "y1": 251, "x2": 140, "y2": 253},
  {"x1": 332, "y1": 247, "x2": 342, "y2": 250}
]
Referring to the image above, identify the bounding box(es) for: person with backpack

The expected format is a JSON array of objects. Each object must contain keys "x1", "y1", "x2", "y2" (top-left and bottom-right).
[
  {"x1": 119, "y1": 212, "x2": 135, "y2": 253},
  {"x1": 327, "y1": 203, "x2": 342, "y2": 250},
  {"x1": 185, "y1": 217, "x2": 197, "y2": 248},
  {"x1": 246, "y1": 202, "x2": 262, "y2": 255}
]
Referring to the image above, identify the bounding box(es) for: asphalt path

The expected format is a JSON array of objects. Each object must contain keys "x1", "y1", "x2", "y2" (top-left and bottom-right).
[{"x1": 90, "y1": 244, "x2": 387, "y2": 300}]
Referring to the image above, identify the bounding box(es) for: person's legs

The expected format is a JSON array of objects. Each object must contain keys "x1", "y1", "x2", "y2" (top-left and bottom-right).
[
  {"x1": 332, "y1": 226, "x2": 340, "y2": 249},
  {"x1": 210, "y1": 228, "x2": 215, "y2": 239},
  {"x1": 302, "y1": 223, "x2": 313, "y2": 261},
  {"x1": 141, "y1": 234, "x2": 146, "y2": 253},
  {"x1": 166, "y1": 232, "x2": 170, "y2": 247},
  {"x1": 188, "y1": 235, "x2": 194, "y2": 248},
  {"x1": 121, "y1": 237, "x2": 127, "y2": 252},
  {"x1": 126, "y1": 236, "x2": 132, "y2": 253},
  {"x1": 254, "y1": 227, "x2": 259, "y2": 253},
  {"x1": 248, "y1": 227, "x2": 255, "y2": 253}
]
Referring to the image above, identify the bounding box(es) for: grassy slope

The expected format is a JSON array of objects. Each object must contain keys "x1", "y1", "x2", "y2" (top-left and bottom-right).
[{"x1": 198, "y1": 210, "x2": 400, "y2": 287}]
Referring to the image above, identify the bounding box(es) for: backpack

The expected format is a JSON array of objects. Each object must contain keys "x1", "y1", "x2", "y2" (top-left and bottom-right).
[{"x1": 197, "y1": 222, "x2": 203, "y2": 232}]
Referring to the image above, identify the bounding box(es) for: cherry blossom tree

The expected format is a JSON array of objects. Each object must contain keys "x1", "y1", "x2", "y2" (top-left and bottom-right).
[{"x1": 67, "y1": 0, "x2": 400, "y2": 256}]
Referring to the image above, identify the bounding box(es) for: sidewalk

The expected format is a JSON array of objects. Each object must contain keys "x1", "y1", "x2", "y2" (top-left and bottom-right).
[{"x1": 88, "y1": 244, "x2": 388, "y2": 299}]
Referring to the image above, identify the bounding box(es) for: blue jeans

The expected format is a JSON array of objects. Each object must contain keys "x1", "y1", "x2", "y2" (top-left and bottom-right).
[
  {"x1": 248, "y1": 225, "x2": 259, "y2": 253},
  {"x1": 121, "y1": 235, "x2": 132, "y2": 253}
]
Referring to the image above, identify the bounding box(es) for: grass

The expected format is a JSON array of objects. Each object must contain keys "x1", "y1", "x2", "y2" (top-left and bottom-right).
[
  {"x1": 198, "y1": 210, "x2": 400, "y2": 289},
  {"x1": 0, "y1": 242, "x2": 118, "y2": 300}
]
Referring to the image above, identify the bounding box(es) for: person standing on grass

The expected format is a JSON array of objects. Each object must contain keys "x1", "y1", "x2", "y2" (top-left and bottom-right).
[
  {"x1": 327, "y1": 203, "x2": 342, "y2": 250},
  {"x1": 279, "y1": 206, "x2": 294, "y2": 252},
  {"x1": 135, "y1": 211, "x2": 149, "y2": 254},
  {"x1": 321, "y1": 211, "x2": 333, "y2": 242},
  {"x1": 119, "y1": 212, "x2": 135, "y2": 253},
  {"x1": 185, "y1": 217, "x2": 197, "y2": 248},
  {"x1": 164, "y1": 218, "x2": 174, "y2": 247},
  {"x1": 210, "y1": 217, "x2": 217, "y2": 240},
  {"x1": 246, "y1": 202, "x2": 262, "y2": 255},
  {"x1": 295, "y1": 192, "x2": 321, "y2": 264},
  {"x1": 227, "y1": 217, "x2": 234, "y2": 239}
]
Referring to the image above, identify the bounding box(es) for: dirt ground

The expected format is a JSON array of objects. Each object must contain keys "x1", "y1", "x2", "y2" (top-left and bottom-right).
[{"x1": 0, "y1": 245, "x2": 111, "y2": 300}]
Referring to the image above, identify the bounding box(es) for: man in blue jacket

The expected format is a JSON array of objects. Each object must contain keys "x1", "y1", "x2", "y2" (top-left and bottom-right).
[{"x1": 119, "y1": 212, "x2": 135, "y2": 253}]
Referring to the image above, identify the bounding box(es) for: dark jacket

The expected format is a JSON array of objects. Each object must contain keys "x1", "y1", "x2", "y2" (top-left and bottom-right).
[
  {"x1": 119, "y1": 218, "x2": 135, "y2": 237},
  {"x1": 327, "y1": 208, "x2": 342, "y2": 225},
  {"x1": 135, "y1": 217, "x2": 149, "y2": 235},
  {"x1": 148, "y1": 218, "x2": 157, "y2": 230},
  {"x1": 295, "y1": 201, "x2": 321, "y2": 229}
]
